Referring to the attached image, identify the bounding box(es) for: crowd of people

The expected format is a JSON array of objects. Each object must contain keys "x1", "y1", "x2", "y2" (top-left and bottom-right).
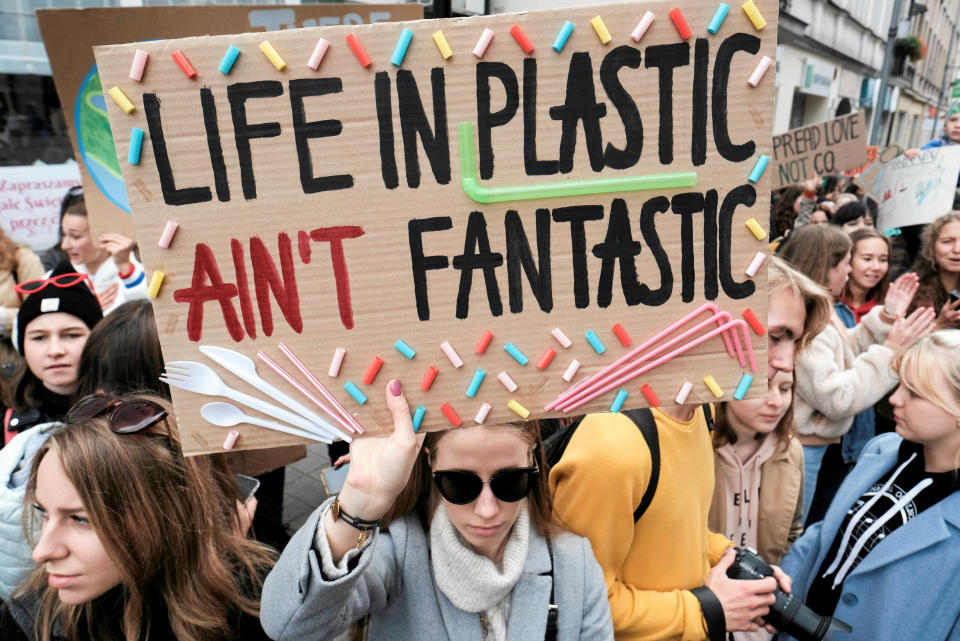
[{"x1": 0, "y1": 122, "x2": 957, "y2": 641}]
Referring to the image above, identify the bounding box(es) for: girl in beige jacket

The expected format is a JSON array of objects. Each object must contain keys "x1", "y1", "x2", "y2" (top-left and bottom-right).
[
  {"x1": 709, "y1": 370, "x2": 804, "y2": 641},
  {"x1": 779, "y1": 225, "x2": 936, "y2": 526}
]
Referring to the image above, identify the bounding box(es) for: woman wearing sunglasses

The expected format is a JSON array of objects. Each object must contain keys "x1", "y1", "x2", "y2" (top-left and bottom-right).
[
  {"x1": 260, "y1": 380, "x2": 613, "y2": 641},
  {"x1": 0, "y1": 394, "x2": 276, "y2": 641}
]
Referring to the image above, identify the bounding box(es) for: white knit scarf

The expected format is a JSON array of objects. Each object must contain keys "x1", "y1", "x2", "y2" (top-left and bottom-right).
[{"x1": 430, "y1": 503, "x2": 530, "y2": 641}]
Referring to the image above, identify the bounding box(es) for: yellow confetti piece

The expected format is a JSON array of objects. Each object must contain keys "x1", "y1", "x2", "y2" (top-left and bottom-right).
[
  {"x1": 745, "y1": 217, "x2": 767, "y2": 240},
  {"x1": 433, "y1": 31, "x2": 453, "y2": 60},
  {"x1": 742, "y1": 0, "x2": 766, "y2": 30},
  {"x1": 703, "y1": 375, "x2": 724, "y2": 398},
  {"x1": 507, "y1": 399, "x2": 530, "y2": 419},
  {"x1": 147, "y1": 271, "x2": 165, "y2": 298},
  {"x1": 259, "y1": 41, "x2": 286, "y2": 71},
  {"x1": 591, "y1": 16, "x2": 612, "y2": 44},
  {"x1": 108, "y1": 86, "x2": 135, "y2": 114}
]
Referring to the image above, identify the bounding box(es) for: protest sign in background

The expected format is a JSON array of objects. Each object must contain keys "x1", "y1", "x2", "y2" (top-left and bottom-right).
[
  {"x1": 36, "y1": 4, "x2": 423, "y2": 244},
  {"x1": 860, "y1": 146, "x2": 960, "y2": 231},
  {"x1": 94, "y1": 1, "x2": 776, "y2": 454},
  {"x1": 0, "y1": 163, "x2": 80, "y2": 252},
  {"x1": 771, "y1": 112, "x2": 867, "y2": 189}
]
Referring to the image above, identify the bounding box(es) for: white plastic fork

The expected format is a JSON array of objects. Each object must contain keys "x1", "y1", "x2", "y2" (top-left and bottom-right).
[{"x1": 161, "y1": 361, "x2": 344, "y2": 442}]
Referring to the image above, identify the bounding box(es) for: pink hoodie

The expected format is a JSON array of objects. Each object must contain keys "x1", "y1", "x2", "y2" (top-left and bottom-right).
[{"x1": 714, "y1": 435, "x2": 779, "y2": 550}]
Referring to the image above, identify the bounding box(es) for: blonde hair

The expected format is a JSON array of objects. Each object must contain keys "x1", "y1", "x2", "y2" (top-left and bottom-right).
[
  {"x1": 767, "y1": 255, "x2": 832, "y2": 353},
  {"x1": 891, "y1": 330, "x2": 960, "y2": 418}
]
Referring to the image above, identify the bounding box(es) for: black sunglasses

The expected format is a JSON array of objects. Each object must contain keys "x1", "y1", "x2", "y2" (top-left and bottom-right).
[
  {"x1": 65, "y1": 394, "x2": 168, "y2": 434},
  {"x1": 432, "y1": 464, "x2": 539, "y2": 505}
]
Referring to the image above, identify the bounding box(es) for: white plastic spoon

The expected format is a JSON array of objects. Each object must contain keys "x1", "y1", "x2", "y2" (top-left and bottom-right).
[{"x1": 201, "y1": 402, "x2": 332, "y2": 444}]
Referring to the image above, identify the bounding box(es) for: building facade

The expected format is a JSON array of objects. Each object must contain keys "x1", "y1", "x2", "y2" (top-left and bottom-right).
[{"x1": 777, "y1": 0, "x2": 960, "y2": 150}]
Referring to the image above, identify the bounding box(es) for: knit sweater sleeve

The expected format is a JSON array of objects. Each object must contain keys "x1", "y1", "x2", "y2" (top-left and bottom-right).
[
  {"x1": 549, "y1": 414, "x2": 708, "y2": 641},
  {"x1": 118, "y1": 256, "x2": 148, "y2": 297},
  {"x1": 794, "y1": 325, "x2": 898, "y2": 429}
]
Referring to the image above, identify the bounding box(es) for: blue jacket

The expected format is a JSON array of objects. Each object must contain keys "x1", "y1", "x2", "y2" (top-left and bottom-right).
[
  {"x1": 0, "y1": 423, "x2": 59, "y2": 599},
  {"x1": 780, "y1": 433, "x2": 960, "y2": 640},
  {"x1": 832, "y1": 301, "x2": 876, "y2": 464}
]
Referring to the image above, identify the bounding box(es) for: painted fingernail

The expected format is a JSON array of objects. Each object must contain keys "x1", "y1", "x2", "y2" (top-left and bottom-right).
[{"x1": 390, "y1": 379, "x2": 402, "y2": 396}]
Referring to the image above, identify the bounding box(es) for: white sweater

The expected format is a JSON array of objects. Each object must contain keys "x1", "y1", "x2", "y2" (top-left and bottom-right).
[
  {"x1": 794, "y1": 306, "x2": 897, "y2": 440},
  {"x1": 74, "y1": 255, "x2": 148, "y2": 314}
]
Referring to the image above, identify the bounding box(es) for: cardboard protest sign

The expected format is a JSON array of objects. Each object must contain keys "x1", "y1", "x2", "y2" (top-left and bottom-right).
[
  {"x1": 93, "y1": 1, "x2": 776, "y2": 454},
  {"x1": 36, "y1": 4, "x2": 423, "y2": 244},
  {"x1": 862, "y1": 146, "x2": 960, "y2": 231},
  {"x1": 771, "y1": 112, "x2": 866, "y2": 189},
  {"x1": 0, "y1": 164, "x2": 81, "y2": 252}
]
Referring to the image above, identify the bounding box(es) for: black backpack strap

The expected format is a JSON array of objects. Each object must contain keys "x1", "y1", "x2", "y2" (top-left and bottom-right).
[
  {"x1": 622, "y1": 409, "x2": 660, "y2": 523},
  {"x1": 543, "y1": 535, "x2": 558, "y2": 641},
  {"x1": 702, "y1": 403, "x2": 715, "y2": 431}
]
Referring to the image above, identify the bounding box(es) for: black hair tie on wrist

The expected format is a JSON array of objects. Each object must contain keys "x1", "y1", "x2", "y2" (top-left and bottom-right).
[{"x1": 331, "y1": 498, "x2": 381, "y2": 531}]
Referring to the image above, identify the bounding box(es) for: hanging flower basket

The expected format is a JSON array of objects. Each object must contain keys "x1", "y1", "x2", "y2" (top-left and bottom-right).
[{"x1": 895, "y1": 35, "x2": 925, "y2": 62}]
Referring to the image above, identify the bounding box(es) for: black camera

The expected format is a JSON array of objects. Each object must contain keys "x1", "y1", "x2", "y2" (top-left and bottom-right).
[{"x1": 726, "y1": 547, "x2": 852, "y2": 641}]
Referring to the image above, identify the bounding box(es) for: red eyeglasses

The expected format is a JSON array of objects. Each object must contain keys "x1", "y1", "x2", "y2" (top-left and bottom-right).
[{"x1": 14, "y1": 272, "x2": 95, "y2": 297}]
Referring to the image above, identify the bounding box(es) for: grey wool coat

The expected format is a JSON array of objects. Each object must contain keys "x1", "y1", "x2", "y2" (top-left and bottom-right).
[{"x1": 259, "y1": 501, "x2": 614, "y2": 641}]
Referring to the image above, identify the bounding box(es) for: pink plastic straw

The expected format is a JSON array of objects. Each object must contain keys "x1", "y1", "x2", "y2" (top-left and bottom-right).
[
  {"x1": 555, "y1": 316, "x2": 755, "y2": 412},
  {"x1": 256, "y1": 351, "x2": 360, "y2": 435},
  {"x1": 552, "y1": 312, "x2": 745, "y2": 412},
  {"x1": 558, "y1": 320, "x2": 756, "y2": 412},
  {"x1": 545, "y1": 304, "x2": 738, "y2": 411},
  {"x1": 278, "y1": 343, "x2": 364, "y2": 434}
]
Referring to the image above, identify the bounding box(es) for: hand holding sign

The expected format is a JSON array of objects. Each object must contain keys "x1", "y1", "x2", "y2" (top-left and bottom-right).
[{"x1": 92, "y1": 1, "x2": 777, "y2": 453}]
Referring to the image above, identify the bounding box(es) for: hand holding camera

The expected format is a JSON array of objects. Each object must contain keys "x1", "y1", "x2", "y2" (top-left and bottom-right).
[
  {"x1": 705, "y1": 548, "x2": 781, "y2": 633},
  {"x1": 726, "y1": 547, "x2": 852, "y2": 641}
]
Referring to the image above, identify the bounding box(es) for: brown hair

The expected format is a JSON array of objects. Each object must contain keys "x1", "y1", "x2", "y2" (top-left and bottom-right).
[
  {"x1": 772, "y1": 185, "x2": 804, "y2": 238},
  {"x1": 712, "y1": 378, "x2": 798, "y2": 452},
  {"x1": 779, "y1": 224, "x2": 852, "y2": 292},
  {"x1": 842, "y1": 228, "x2": 892, "y2": 304},
  {"x1": 59, "y1": 186, "x2": 86, "y2": 221},
  {"x1": 910, "y1": 212, "x2": 960, "y2": 311},
  {"x1": 74, "y1": 300, "x2": 169, "y2": 400},
  {"x1": 767, "y1": 255, "x2": 832, "y2": 353},
  {"x1": 381, "y1": 421, "x2": 557, "y2": 536},
  {"x1": 21, "y1": 396, "x2": 275, "y2": 641},
  {"x1": 348, "y1": 421, "x2": 556, "y2": 641}
]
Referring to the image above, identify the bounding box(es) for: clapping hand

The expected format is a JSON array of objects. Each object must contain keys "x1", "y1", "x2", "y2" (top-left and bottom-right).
[
  {"x1": 885, "y1": 307, "x2": 937, "y2": 350},
  {"x1": 883, "y1": 272, "x2": 921, "y2": 318}
]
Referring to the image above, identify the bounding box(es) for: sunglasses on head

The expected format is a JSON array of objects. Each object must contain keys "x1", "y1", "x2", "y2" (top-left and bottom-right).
[
  {"x1": 14, "y1": 272, "x2": 94, "y2": 296},
  {"x1": 432, "y1": 464, "x2": 539, "y2": 505},
  {"x1": 65, "y1": 394, "x2": 168, "y2": 434}
]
